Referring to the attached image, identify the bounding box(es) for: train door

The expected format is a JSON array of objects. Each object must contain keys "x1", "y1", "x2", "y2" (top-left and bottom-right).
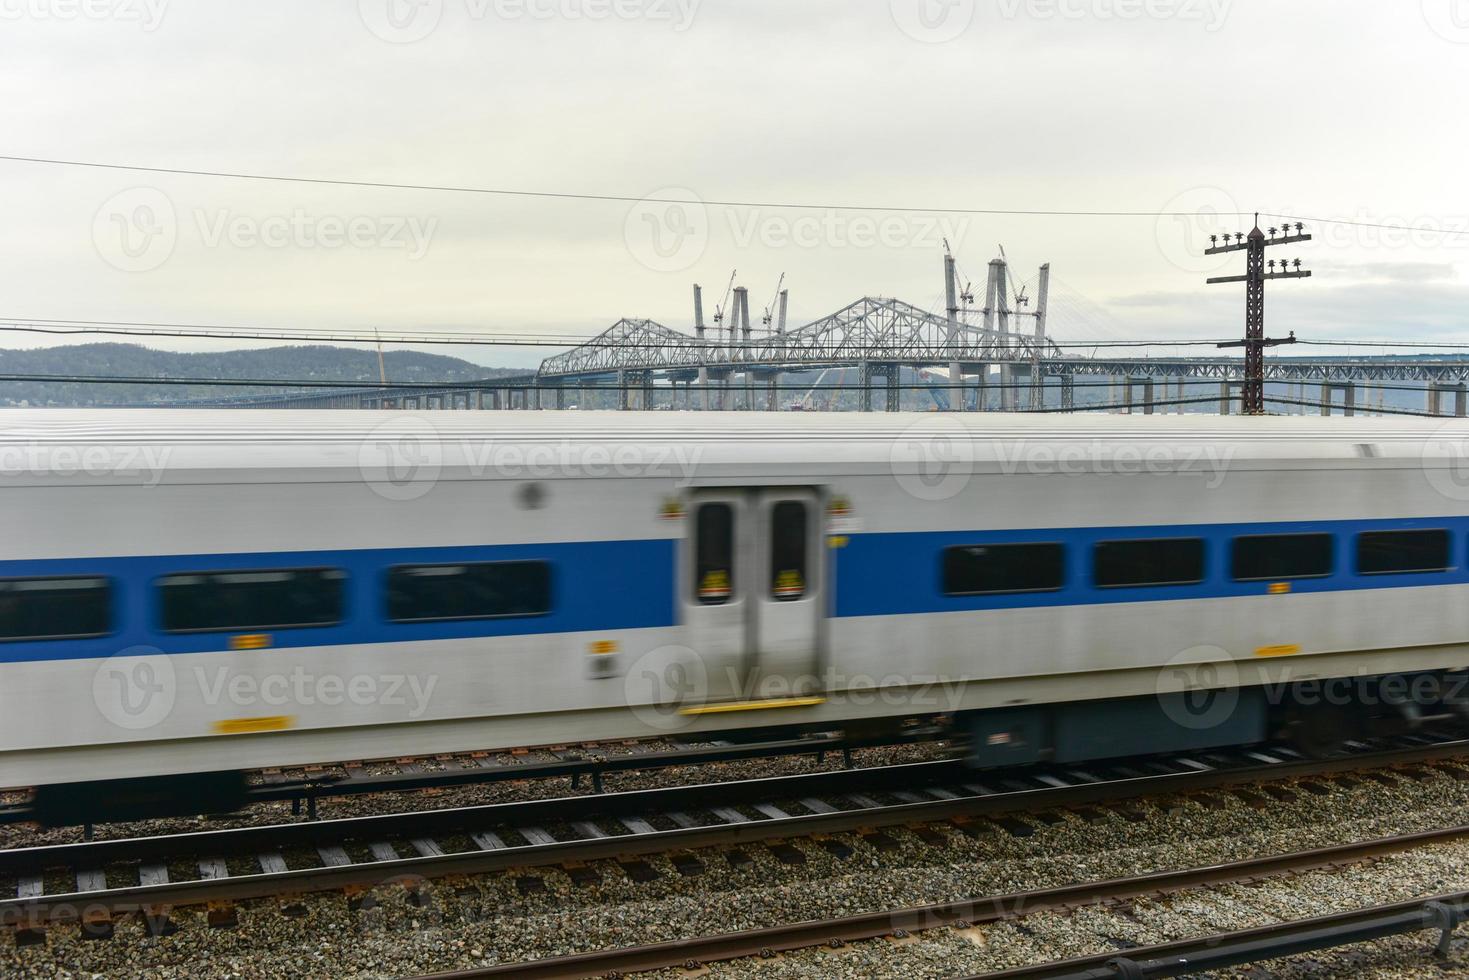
[{"x1": 683, "y1": 488, "x2": 825, "y2": 704}]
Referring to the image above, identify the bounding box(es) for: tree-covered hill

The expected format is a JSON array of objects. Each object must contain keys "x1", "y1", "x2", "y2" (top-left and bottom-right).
[{"x1": 0, "y1": 344, "x2": 521, "y2": 406}]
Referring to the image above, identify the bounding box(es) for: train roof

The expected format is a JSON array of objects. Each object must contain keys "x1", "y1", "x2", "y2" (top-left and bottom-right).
[{"x1": 0, "y1": 409, "x2": 1465, "y2": 482}]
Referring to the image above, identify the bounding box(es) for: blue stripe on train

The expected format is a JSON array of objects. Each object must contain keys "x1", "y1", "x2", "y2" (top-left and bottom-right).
[
  {"x1": 5, "y1": 514, "x2": 1469, "y2": 665},
  {"x1": 833, "y1": 515, "x2": 1469, "y2": 618},
  {"x1": 0, "y1": 539, "x2": 677, "y2": 664}
]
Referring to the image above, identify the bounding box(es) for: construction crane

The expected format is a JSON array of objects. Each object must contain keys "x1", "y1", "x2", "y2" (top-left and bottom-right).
[
  {"x1": 761, "y1": 272, "x2": 786, "y2": 334},
  {"x1": 998, "y1": 244, "x2": 1030, "y2": 313},
  {"x1": 711, "y1": 269, "x2": 737, "y2": 348}
]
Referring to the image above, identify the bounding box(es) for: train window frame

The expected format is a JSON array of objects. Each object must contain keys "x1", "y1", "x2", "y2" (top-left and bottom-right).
[
  {"x1": 941, "y1": 542, "x2": 1066, "y2": 597},
  {"x1": 1355, "y1": 529, "x2": 1452, "y2": 576},
  {"x1": 1231, "y1": 533, "x2": 1335, "y2": 582},
  {"x1": 157, "y1": 567, "x2": 347, "y2": 634},
  {"x1": 769, "y1": 499, "x2": 810, "y2": 602},
  {"x1": 1093, "y1": 537, "x2": 1206, "y2": 589},
  {"x1": 693, "y1": 501, "x2": 737, "y2": 606},
  {"x1": 385, "y1": 560, "x2": 553, "y2": 623},
  {"x1": 0, "y1": 575, "x2": 114, "y2": 642}
]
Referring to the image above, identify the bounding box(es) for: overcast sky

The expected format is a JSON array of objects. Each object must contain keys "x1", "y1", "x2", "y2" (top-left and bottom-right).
[{"x1": 1, "y1": 0, "x2": 1467, "y2": 370}]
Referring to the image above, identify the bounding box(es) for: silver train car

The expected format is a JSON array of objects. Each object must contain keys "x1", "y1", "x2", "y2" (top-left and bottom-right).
[{"x1": 3, "y1": 409, "x2": 1468, "y2": 820}]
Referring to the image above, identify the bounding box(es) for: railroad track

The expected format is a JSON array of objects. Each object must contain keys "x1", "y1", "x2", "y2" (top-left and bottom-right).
[
  {"x1": 410, "y1": 823, "x2": 1469, "y2": 980},
  {"x1": 0, "y1": 729, "x2": 945, "y2": 826},
  {"x1": 4, "y1": 732, "x2": 1468, "y2": 939}
]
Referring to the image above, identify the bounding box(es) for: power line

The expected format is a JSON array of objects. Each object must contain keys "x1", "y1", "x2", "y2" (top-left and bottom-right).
[
  {"x1": 6, "y1": 153, "x2": 1463, "y2": 238},
  {"x1": 0, "y1": 153, "x2": 1242, "y2": 218},
  {"x1": 0, "y1": 317, "x2": 1236, "y2": 351}
]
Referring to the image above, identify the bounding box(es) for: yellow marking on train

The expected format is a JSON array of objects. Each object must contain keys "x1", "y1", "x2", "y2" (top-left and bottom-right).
[
  {"x1": 828, "y1": 536, "x2": 849, "y2": 549},
  {"x1": 1267, "y1": 582, "x2": 1291, "y2": 595},
  {"x1": 588, "y1": 640, "x2": 619, "y2": 655},
  {"x1": 211, "y1": 716, "x2": 294, "y2": 735},
  {"x1": 678, "y1": 696, "x2": 827, "y2": 716},
  {"x1": 229, "y1": 633, "x2": 273, "y2": 650},
  {"x1": 1255, "y1": 644, "x2": 1301, "y2": 658}
]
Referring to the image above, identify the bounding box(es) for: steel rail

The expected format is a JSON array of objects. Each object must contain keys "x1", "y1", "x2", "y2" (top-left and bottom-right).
[
  {"x1": 0, "y1": 730, "x2": 945, "y2": 825},
  {"x1": 973, "y1": 894, "x2": 1469, "y2": 979},
  {"x1": 4, "y1": 737, "x2": 1468, "y2": 928},
  {"x1": 413, "y1": 824, "x2": 1469, "y2": 979}
]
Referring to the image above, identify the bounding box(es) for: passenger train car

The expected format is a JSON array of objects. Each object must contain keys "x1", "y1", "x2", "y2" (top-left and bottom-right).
[{"x1": 3, "y1": 409, "x2": 1469, "y2": 821}]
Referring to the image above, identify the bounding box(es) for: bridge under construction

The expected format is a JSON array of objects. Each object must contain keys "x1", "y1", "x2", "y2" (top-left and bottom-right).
[{"x1": 174, "y1": 250, "x2": 1469, "y2": 418}]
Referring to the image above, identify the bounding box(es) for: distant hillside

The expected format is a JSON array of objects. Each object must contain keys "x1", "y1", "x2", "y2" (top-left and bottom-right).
[{"x1": 0, "y1": 344, "x2": 522, "y2": 407}]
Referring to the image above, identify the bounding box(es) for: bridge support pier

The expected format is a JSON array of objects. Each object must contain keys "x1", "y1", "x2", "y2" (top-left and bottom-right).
[
  {"x1": 1429, "y1": 382, "x2": 1468, "y2": 417},
  {"x1": 1219, "y1": 380, "x2": 1244, "y2": 415},
  {"x1": 1321, "y1": 382, "x2": 1356, "y2": 417},
  {"x1": 1124, "y1": 376, "x2": 1154, "y2": 415},
  {"x1": 1059, "y1": 375, "x2": 1073, "y2": 411}
]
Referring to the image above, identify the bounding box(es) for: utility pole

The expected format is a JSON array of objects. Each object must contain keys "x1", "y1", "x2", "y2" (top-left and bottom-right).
[{"x1": 1206, "y1": 215, "x2": 1311, "y2": 415}]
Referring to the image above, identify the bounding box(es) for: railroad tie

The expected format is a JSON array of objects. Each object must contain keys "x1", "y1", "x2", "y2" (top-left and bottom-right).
[
  {"x1": 517, "y1": 826, "x2": 558, "y2": 846},
  {"x1": 257, "y1": 852, "x2": 289, "y2": 875},
  {"x1": 138, "y1": 863, "x2": 169, "y2": 887},
  {"x1": 75, "y1": 868, "x2": 107, "y2": 892},
  {"x1": 618, "y1": 817, "x2": 657, "y2": 835},
  {"x1": 664, "y1": 811, "x2": 700, "y2": 829},
  {"x1": 470, "y1": 831, "x2": 507, "y2": 850},
  {"x1": 316, "y1": 845, "x2": 352, "y2": 867},
  {"x1": 16, "y1": 875, "x2": 43, "y2": 899},
  {"x1": 410, "y1": 839, "x2": 444, "y2": 858},
  {"x1": 800, "y1": 797, "x2": 838, "y2": 814},
  {"x1": 711, "y1": 807, "x2": 751, "y2": 824},
  {"x1": 570, "y1": 821, "x2": 610, "y2": 839},
  {"x1": 197, "y1": 858, "x2": 228, "y2": 880},
  {"x1": 751, "y1": 803, "x2": 790, "y2": 820},
  {"x1": 368, "y1": 842, "x2": 400, "y2": 862}
]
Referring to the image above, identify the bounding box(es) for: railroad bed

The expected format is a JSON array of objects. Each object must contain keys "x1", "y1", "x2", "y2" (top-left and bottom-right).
[{"x1": 8, "y1": 733, "x2": 1469, "y2": 977}]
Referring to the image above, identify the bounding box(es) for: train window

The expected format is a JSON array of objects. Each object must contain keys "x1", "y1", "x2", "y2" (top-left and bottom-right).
[
  {"x1": 1232, "y1": 533, "x2": 1334, "y2": 581},
  {"x1": 694, "y1": 502, "x2": 735, "y2": 605},
  {"x1": 159, "y1": 568, "x2": 345, "y2": 633},
  {"x1": 0, "y1": 576, "x2": 112, "y2": 641},
  {"x1": 942, "y1": 543, "x2": 1064, "y2": 596},
  {"x1": 770, "y1": 500, "x2": 808, "y2": 601},
  {"x1": 1356, "y1": 530, "x2": 1451, "y2": 575},
  {"x1": 1094, "y1": 539, "x2": 1204, "y2": 588},
  {"x1": 386, "y1": 562, "x2": 551, "y2": 622}
]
